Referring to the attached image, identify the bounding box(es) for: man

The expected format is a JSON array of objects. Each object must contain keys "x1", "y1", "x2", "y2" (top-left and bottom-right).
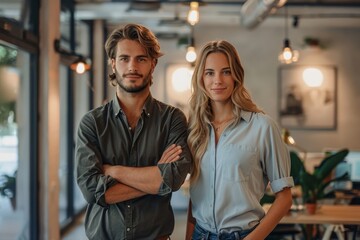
[{"x1": 76, "y1": 23, "x2": 191, "y2": 240}]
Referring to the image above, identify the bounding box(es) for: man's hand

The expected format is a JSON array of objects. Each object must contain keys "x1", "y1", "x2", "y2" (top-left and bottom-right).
[
  {"x1": 103, "y1": 164, "x2": 115, "y2": 177},
  {"x1": 158, "y1": 144, "x2": 182, "y2": 164}
]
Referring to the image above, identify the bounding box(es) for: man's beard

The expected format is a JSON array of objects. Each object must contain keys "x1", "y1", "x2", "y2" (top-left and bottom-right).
[{"x1": 115, "y1": 70, "x2": 152, "y2": 93}]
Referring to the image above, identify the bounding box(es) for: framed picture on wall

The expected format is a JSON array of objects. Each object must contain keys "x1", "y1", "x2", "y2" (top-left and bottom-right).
[{"x1": 278, "y1": 65, "x2": 337, "y2": 130}]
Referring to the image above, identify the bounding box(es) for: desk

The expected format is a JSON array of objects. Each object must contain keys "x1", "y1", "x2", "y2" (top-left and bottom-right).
[
  {"x1": 264, "y1": 204, "x2": 360, "y2": 240},
  {"x1": 280, "y1": 205, "x2": 360, "y2": 225}
]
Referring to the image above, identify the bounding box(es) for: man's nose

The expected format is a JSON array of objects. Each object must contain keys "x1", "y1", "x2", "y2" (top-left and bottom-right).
[{"x1": 128, "y1": 59, "x2": 138, "y2": 72}]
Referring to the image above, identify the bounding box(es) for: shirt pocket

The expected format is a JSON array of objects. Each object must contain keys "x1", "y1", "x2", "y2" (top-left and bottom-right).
[{"x1": 220, "y1": 144, "x2": 257, "y2": 182}]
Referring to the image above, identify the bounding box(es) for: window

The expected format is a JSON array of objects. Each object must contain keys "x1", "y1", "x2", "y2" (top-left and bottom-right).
[{"x1": 0, "y1": 43, "x2": 33, "y2": 240}]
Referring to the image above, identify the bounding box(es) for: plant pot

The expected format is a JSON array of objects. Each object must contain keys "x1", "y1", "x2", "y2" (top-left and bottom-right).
[{"x1": 305, "y1": 202, "x2": 317, "y2": 215}]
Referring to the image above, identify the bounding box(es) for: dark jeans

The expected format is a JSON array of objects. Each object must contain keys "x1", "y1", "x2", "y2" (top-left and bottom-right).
[{"x1": 192, "y1": 223, "x2": 253, "y2": 240}]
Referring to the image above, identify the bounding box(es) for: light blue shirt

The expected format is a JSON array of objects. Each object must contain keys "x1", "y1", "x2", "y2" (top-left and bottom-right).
[{"x1": 190, "y1": 111, "x2": 294, "y2": 233}]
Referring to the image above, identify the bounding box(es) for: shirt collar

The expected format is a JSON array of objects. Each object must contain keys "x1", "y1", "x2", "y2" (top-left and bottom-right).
[
  {"x1": 112, "y1": 93, "x2": 154, "y2": 118},
  {"x1": 112, "y1": 93, "x2": 121, "y2": 117},
  {"x1": 240, "y1": 110, "x2": 252, "y2": 123},
  {"x1": 142, "y1": 94, "x2": 154, "y2": 118}
]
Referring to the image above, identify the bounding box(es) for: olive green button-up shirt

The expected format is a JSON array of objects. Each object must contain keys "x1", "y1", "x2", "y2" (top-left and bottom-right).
[{"x1": 76, "y1": 94, "x2": 191, "y2": 240}]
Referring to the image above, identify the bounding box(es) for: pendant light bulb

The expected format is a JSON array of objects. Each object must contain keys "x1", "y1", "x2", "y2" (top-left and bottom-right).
[
  {"x1": 186, "y1": 46, "x2": 197, "y2": 63},
  {"x1": 187, "y1": 2, "x2": 200, "y2": 26},
  {"x1": 70, "y1": 57, "x2": 91, "y2": 74},
  {"x1": 282, "y1": 47, "x2": 292, "y2": 60},
  {"x1": 75, "y1": 62, "x2": 86, "y2": 74},
  {"x1": 278, "y1": 39, "x2": 299, "y2": 64},
  {"x1": 278, "y1": 7, "x2": 299, "y2": 64}
]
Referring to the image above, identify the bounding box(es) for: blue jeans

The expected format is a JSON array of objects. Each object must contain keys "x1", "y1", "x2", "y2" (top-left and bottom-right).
[{"x1": 192, "y1": 223, "x2": 253, "y2": 240}]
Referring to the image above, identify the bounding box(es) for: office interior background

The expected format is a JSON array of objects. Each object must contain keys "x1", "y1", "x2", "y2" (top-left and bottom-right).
[{"x1": 0, "y1": 0, "x2": 360, "y2": 239}]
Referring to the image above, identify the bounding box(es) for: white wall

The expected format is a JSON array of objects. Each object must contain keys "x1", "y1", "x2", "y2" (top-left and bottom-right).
[{"x1": 152, "y1": 23, "x2": 360, "y2": 152}]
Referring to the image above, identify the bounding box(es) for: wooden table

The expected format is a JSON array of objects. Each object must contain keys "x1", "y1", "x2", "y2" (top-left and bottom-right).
[{"x1": 264, "y1": 204, "x2": 360, "y2": 240}]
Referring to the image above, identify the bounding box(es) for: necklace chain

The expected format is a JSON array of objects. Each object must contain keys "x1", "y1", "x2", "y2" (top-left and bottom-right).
[{"x1": 211, "y1": 118, "x2": 234, "y2": 132}]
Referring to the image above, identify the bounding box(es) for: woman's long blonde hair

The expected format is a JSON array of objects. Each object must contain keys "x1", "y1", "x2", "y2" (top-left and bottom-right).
[{"x1": 187, "y1": 40, "x2": 263, "y2": 182}]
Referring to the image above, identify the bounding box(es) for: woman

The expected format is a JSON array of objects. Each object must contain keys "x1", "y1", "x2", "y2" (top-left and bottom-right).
[{"x1": 186, "y1": 40, "x2": 294, "y2": 240}]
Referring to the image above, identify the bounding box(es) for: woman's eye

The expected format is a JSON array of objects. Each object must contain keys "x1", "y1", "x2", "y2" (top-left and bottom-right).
[{"x1": 205, "y1": 71, "x2": 213, "y2": 76}]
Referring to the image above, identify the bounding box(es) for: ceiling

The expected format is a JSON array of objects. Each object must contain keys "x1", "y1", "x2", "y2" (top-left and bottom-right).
[
  {"x1": 1, "y1": 0, "x2": 359, "y2": 37},
  {"x1": 73, "y1": 0, "x2": 360, "y2": 36}
]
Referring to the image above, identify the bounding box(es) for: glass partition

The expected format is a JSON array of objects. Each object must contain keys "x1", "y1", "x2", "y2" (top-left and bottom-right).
[{"x1": 0, "y1": 43, "x2": 31, "y2": 239}]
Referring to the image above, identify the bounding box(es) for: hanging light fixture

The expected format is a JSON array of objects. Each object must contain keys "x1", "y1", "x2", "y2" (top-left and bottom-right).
[
  {"x1": 186, "y1": 46, "x2": 197, "y2": 63},
  {"x1": 278, "y1": 6, "x2": 299, "y2": 64},
  {"x1": 70, "y1": 56, "x2": 91, "y2": 74},
  {"x1": 186, "y1": 26, "x2": 197, "y2": 63},
  {"x1": 187, "y1": 1, "x2": 200, "y2": 26},
  {"x1": 54, "y1": 39, "x2": 91, "y2": 74}
]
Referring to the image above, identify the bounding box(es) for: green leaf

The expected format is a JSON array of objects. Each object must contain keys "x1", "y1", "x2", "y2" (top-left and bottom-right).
[
  {"x1": 260, "y1": 193, "x2": 275, "y2": 205},
  {"x1": 313, "y1": 149, "x2": 349, "y2": 181},
  {"x1": 290, "y1": 151, "x2": 305, "y2": 185}
]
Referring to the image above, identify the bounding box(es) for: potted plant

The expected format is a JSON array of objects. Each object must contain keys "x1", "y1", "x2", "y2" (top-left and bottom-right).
[
  {"x1": 290, "y1": 149, "x2": 350, "y2": 239},
  {"x1": 290, "y1": 148, "x2": 349, "y2": 214},
  {"x1": 0, "y1": 171, "x2": 17, "y2": 210}
]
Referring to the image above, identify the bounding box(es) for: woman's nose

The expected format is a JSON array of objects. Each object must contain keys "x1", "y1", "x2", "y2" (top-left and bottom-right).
[{"x1": 213, "y1": 74, "x2": 222, "y2": 84}]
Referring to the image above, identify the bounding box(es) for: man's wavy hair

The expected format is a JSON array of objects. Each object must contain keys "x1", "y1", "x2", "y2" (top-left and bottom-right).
[
  {"x1": 104, "y1": 23, "x2": 163, "y2": 86},
  {"x1": 187, "y1": 40, "x2": 263, "y2": 183}
]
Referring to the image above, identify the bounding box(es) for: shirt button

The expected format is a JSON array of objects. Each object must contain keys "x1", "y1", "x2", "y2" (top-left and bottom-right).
[
  {"x1": 127, "y1": 205, "x2": 130, "y2": 208},
  {"x1": 127, "y1": 228, "x2": 130, "y2": 232},
  {"x1": 129, "y1": 127, "x2": 132, "y2": 131}
]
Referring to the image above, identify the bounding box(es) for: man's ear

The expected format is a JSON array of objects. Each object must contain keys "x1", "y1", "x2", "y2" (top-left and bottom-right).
[
  {"x1": 111, "y1": 58, "x2": 115, "y2": 72},
  {"x1": 151, "y1": 58, "x2": 157, "y2": 73}
]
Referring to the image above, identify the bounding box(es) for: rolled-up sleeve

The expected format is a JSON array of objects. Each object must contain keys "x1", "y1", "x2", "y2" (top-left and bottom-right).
[
  {"x1": 157, "y1": 109, "x2": 192, "y2": 196},
  {"x1": 262, "y1": 116, "x2": 294, "y2": 193},
  {"x1": 76, "y1": 114, "x2": 117, "y2": 207}
]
